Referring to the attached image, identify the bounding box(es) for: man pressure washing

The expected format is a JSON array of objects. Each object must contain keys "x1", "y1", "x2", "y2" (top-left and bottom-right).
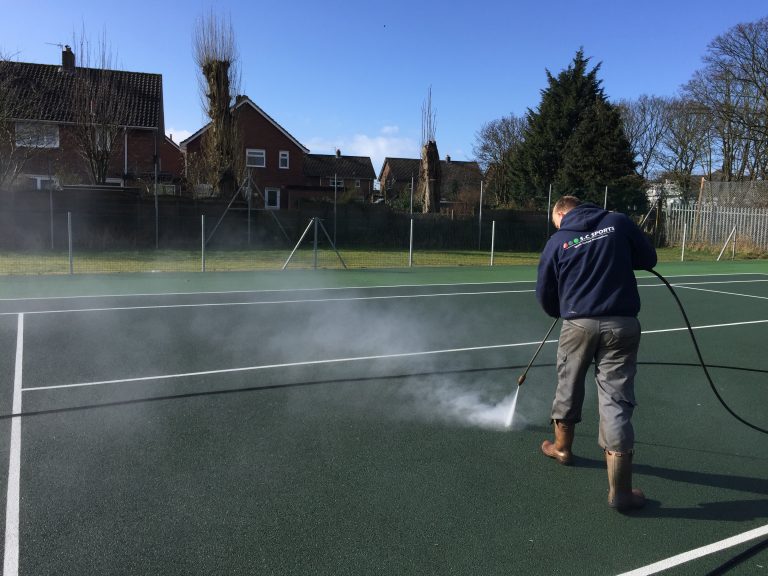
[{"x1": 535, "y1": 195, "x2": 657, "y2": 511}]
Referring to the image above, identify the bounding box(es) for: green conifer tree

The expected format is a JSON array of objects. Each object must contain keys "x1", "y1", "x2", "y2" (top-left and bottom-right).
[{"x1": 508, "y1": 49, "x2": 646, "y2": 212}]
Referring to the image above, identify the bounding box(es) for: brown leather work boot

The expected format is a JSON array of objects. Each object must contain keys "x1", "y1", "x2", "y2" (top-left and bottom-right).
[
  {"x1": 606, "y1": 450, "x2": 645, "y2": 511},
  {"x1": 541, "y1": 420, "x2": 575, "y2": 465}
]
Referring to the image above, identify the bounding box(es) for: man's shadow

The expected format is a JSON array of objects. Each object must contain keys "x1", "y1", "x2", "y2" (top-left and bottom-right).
[{"x1": 573, "y1": 454, "x2": 768, "y2": 521}]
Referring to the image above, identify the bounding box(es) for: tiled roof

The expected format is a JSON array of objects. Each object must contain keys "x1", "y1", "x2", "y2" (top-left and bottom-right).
[
  {"x1": 0, "y1": 61, "x2": 162, "y2": 128},
  {"x1": 304, "y1": 153, "x2": 376, "y2": 180},
  {"x1": 381, "y1": 157, "x2": 483, "y2": 184}
]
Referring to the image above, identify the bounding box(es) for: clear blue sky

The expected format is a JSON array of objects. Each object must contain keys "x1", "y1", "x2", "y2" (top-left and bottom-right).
[{"x1": 2, "y1": 0, "x2": 766, "y2": 175}]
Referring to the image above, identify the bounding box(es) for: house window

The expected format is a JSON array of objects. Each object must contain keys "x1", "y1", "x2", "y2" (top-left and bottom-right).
[
  {"x1": 246, "y1": 149, "x2": 266, "y2": 168},
  {"x1": 329, "y1": 177, "x2": 344, "y2": 189},
  {"x1": 355, "y1": 179, "x2": 361, "y2": 189},
  {"x1": 279, "y1": 151, "x2": 289, "y2": 169},
  {"x1": 26, "y1": 175, "x2": 59, "y2": 190},
  {"x1": 265, "y1": 187, "x2": 280, "y2": 210},
  {"x1": 15, "y1": 123, "x2": 59, "y2": 148}
]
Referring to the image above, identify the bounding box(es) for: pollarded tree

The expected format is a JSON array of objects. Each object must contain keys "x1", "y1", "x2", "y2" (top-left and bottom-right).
[
  {"x1": 193, "y1": 10, "x2": 242, "y2": 198},
  {"x1": 508, "y1": 49, "x2": 645, "y2": 211}
]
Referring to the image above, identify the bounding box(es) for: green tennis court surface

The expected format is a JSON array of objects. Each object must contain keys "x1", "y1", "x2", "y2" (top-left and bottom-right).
[{"x1": 0, "y1": 262, "x2": 766, "y2": 575}]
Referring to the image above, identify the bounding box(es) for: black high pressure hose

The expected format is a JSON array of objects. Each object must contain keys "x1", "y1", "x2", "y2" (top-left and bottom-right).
[{"x1": 647, "y1": 268, "x2": 768, "y2": 435}]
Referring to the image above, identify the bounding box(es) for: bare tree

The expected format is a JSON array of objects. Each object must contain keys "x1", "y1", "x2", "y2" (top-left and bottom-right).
[
  {"x1": 472, "y1": 114, "x2": 527, "y2": 206},
  {"x1": 617, "y1": 95, "x2": 671, "y2": 180},
  {"x1": 193, "y1": 10, "x2": 241, "y2": 197},
  {"x1": 69, "y1": 31, "x2": 133, "y2": 184},
  {"x1": 472, "y1": 114, "x2": 527, "y2": 172},
  {"x1": 418, "y1": 86, "x2": 441, "y2": 213},
  {"x1": 0, "y1": 54, "x2": 43, "y2": 189},
  {"x1": 684, "y1": 17, "x2": 768, "y2": 180},
  {"x1": 658, "y1": 98, "x2": 710, "y2": 202}
]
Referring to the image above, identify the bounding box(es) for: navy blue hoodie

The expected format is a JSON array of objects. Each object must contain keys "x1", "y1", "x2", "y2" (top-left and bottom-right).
[{"x1": 536, "y1": 203, "x2": 657, "y2": 319}]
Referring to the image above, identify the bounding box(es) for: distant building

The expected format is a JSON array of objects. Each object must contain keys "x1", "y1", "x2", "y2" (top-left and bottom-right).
[
  {"x1": 378, "y1": 155, "x2": 483, "y2": 213},
  {"x1": 0, "y1": 46, "x2": 177, "y2": 190},
  {"x1": 181, "y1": 96, "x2": 375, "y2": 209}
]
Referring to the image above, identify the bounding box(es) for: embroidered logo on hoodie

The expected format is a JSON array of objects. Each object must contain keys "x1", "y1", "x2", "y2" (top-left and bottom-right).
[{"x1": 562, "y1": 226, "x2": 616, "y2": 250}]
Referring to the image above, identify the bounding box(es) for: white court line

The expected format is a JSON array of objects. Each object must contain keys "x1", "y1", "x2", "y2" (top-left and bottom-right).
[
  {"x1": 643, "y1": 318, "x2": 768, "y2": 334},
  {"x1": 21, "y1": 317, "x2": 768, "y2": 393},
  {"x1": 0, "y1": 273, "x2": 764, "y2": 303},
  {"x1": 3, "y1": 314, "x2": 23, "y2": 576},
  {"x1": 0, "y1": 280, "x2": 534, "y2": 302},
  {"x1": 674, "y1": 285, "x2": 768, "y2": 301},
  {"x1": 0, "y1": 289, "x2": 534, "y2": 316},
  {"x1": 21, "y1": 339, "x2": 545, "y2": 392},
  {"x1": 617, "y1": 523, "x2": 768, "y2": 575}
]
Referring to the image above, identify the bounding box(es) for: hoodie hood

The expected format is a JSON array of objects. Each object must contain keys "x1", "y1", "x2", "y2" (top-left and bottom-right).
[{"x1": 559, "y1": 203, "x2": 608, "y2": 233}]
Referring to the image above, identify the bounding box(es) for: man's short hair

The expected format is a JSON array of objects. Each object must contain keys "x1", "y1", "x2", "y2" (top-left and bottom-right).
[{"x1": 553, "y1": 195, "x2": 582, "y2": 214}]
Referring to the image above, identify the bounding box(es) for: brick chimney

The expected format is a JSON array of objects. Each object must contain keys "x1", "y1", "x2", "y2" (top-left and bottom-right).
[
  {"x1": 335, "y1": 149, "x2": 341, "y2": 158},
  {"x1": 61, "y1": 45, "x2": 75, "y2": 72}
]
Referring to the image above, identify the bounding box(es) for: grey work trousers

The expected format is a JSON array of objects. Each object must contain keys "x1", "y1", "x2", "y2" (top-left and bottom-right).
[{"x1": 551, "y1": 316, "x2": 641, "y2": 452}]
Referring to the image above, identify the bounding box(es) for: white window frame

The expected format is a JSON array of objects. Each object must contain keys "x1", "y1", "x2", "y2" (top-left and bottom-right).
[
  {"x1": 279, "y1": 150, "x2": 289, "y2": 169},
  {"x1": 355, "y1": 179, "x2": 361, "y2": 189},
  {"x1": 246, "y1": 148, "x2": 266, "y2": 168},
  {"x1": 330, "y1": 177, "x2": 344, "y2": 189},
  {"x1": 25, "y1": 175, "x2": 59, "y2": 190},
  {"x1": 15, "y1": 122, "x2": 59, "y2": 148},
  {"x1": 265, "y1": 187, "x2": 280, "y2": 210}
]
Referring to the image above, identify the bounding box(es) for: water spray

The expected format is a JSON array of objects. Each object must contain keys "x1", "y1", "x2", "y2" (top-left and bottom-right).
[{"x1": 505, "y1": 317, "x2": 559, "y2": 428}]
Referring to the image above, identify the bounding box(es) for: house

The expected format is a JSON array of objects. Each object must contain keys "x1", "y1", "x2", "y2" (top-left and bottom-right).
[
  {"x1": 301, "y1": 149, "x2": 376, "y2": 204},
  {"x1": 181, "y1": 95, "x2": 309, "y2": 208},
  {"x1": 180, "y1": 96, "x2": 376, "y2": 210},
  {"x1": 0, "y1": 46, "x2": 172, "y2": 191},
  {"x1": 378, "y1": 156, "x2": 483, "y2": 213}
]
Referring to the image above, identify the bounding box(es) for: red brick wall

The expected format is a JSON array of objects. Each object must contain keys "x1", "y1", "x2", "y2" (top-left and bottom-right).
[{"x1": 17, "y1": 124, "x2": 160, "y2": 185}]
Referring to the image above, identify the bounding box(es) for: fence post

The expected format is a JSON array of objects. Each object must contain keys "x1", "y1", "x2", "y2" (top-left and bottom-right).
[
  {"x1": 408, "y1": 218, "x2": 414, "y2": 268},
  {"x1": 681, "y1": 223, "x2": 687, "y2": 262},
  {"x1": 201, "y1": 215, "x2": 206, "y2": 272},
  {"x1": 67, "y1": 211, "x2": 73, "y2": 275},
  {"x1": 313, "y1": 217, "x2": 318, "y2": 270},
  {"x1": 478, "y1": 180, "x2": 484, "y2": 249},
  {"x1": 490, "y1": 220, "x2": 496, "y2": 267}
]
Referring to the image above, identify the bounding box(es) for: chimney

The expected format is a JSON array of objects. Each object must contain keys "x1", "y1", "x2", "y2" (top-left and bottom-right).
[
  {"x1": 446, "y1": 155, "x2": 451, "y2": 163},
  {"x1": 61, "y1": 45, "x2": 75, "y2": 72},
  {"x1": 335, "y1": 149, "x2": 341, "y2": 158}
]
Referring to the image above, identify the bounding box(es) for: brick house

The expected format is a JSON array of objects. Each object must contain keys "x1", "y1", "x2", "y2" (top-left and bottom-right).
[
  {"x1": 180, "y1": 96, "x2": 375, "y2": 209},
  {"x1": 0, "y1": 46, "x2": 176, "y2": 191},
  {"x1": 378, "y1": 156, "x2": 484, "y2": 213},
  {"x1": 300, "y1": 149, "x2": 376, "y2": 206}
]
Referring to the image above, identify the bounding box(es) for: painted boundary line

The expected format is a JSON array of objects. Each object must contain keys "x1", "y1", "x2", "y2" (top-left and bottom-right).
[
  {"x1": 3, "y1": 314, "x2": 23, "y2": 576},
  {"x1": 617, "y1": 523, "x2": 768, "y2": 575},
  {"x1": 0, "y1": 289, "x2": 534, "y2": 317},
  {"x1": 0, "y1": 272, "x2": 763, "y2": 303},
  {"x1": 675, "y1": 284, "x2": 768, "y2": 301},
  {"x1": 21, "y1": 317, "x2": 768, "y2": 394},
  {"x1": 0, "y1": 280, "x2": 534, "y2": 302},
  {"x1": 2, "y1": 276, "x2": 768, "y2": 317}
]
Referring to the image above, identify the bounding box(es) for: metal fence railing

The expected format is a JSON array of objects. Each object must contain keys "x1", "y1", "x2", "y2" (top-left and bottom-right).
[{"x1": 665, "y1": 204, "x2": 768, "y2": 251}]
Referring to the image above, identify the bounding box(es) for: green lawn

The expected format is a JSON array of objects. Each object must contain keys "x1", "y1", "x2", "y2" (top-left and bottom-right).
[{"x1": 0, "y1": 245, "x2": 764, "y2": 275}]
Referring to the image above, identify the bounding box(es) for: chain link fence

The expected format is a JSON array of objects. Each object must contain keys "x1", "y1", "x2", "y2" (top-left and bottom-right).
[{"x1": 0, "y1": 185, "x2": 553, "y2": 274}]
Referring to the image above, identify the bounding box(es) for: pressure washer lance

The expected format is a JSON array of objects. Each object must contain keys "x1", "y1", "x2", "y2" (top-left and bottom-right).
[{"x1": 517, "y1": 317, "x2": 560, "y2": 386}]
